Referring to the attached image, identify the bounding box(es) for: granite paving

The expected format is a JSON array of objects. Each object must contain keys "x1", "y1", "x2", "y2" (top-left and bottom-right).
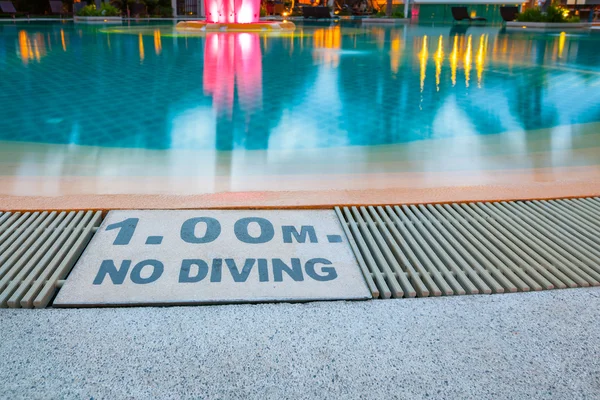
[{"x1": 1, "y1": 288, "x2": 599, "y2": 399}]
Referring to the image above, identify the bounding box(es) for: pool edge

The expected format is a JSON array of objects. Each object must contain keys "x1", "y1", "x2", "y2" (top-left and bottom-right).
[{"x1": 1, "y1": 181, "x2": 599, "y2": 212}]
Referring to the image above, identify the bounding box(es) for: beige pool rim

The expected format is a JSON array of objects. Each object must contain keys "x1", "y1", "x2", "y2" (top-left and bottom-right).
[{"x1": 1, "y1": 177, "x2": 599, "y2": 212}]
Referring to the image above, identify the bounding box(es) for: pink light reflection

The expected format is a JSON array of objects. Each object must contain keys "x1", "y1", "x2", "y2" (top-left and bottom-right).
[
  {"x1": 203, "y1": 33, "x2": 263, "y2": 117},
  {"x1": 204, "y1": 0, "x2": 260, "y2": 23}
]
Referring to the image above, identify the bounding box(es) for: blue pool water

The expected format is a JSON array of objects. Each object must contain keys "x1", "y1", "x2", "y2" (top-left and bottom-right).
[{"x1": 0, "y1": 21, "x2": 599, "y2": 151}]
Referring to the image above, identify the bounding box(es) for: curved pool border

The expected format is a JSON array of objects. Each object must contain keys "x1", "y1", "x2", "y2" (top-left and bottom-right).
[{"x1": 1, "y1": 170, "x2": 599, "y2": 211}]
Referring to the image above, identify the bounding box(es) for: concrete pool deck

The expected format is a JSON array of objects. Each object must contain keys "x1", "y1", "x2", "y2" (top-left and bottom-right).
[{"x1": 1, "y1": 288, "x2": 598, "y2": 399}]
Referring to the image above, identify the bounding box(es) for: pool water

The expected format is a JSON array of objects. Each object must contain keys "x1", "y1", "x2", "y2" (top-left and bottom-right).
[
  {"x1": 1, "y1": 21, "x2": 599, "y2": 151},
  {"x1": 1, "y1": 21, "x2": 600, "y2": 202}
]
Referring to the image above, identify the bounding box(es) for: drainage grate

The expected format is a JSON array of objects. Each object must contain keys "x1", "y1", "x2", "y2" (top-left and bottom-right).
[
  {"x1": 3, "y1": 199, "x2": 600, "y2": 307},
  {"x1": 0, "y1": 210, "x2": 103, "y2": 308},
  {"x1": 336, "y1": 198, "x2": 600, "y2": 299}
]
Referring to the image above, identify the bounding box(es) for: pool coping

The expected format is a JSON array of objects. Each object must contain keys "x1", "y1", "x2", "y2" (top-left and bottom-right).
[
  {"x1": 506, "y1": 21, "x2": 593, "y2": 31},
  {"x1": 1, "y1": 180, "x2": 599, "y2": 212}
]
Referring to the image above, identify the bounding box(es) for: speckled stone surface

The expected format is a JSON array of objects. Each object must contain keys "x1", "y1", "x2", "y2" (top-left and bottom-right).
[
  {"x1": 55, "y1": 210, "x2": 370, "y2": 306},
  {"x1": 1, "y1": 289, "x2": 599, "y2": 399}
]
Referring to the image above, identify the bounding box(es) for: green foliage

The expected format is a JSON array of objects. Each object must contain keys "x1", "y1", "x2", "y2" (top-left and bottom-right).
[
  {"x1": 100, "y1": 2, "x2": 121, "y2": 15},
  {"x1": 374, "y1": 5, "x2": 403, "y2": 18},
  {"x1": 516, "y1": 5, "x2": 574, "y2": 23},
  {"x1": 545, "y1": 5, "x2": 565, "y2": 22},
  {"x1": 391, "y1": 7, "x2": 403, "y2": 18},
  {"x1": 77, "y1": 4, "x2": 99, "y2": 15},
  {"x1": 516, "y1": 7, "x2": 543, "y2": 21},
  {"x1": 117, "y1": 0, "x2": 171, "y2": 16},
  {"x1": 154, "y1": 5, "x2": 172, "y2": 16},
  {"x1": 260, "y1": 4, "x2": 267, "y2": 17},
  {"x1": 76, "y1": 2, "x2": 120, "y2": 16}
]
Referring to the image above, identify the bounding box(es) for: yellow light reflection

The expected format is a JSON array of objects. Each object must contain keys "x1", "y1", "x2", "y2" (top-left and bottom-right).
[
  {"x1": 139, "y1": 33, "x2": 144, "y2": 62},
  {"x1": 373, "y1": 27, "x2": 385, "y2": 50},
  {"x1": 18, "y1": 31, "x2": 31, "y2": 65},
  {"x1": 450, "y1": 35, "x2": 458, "y2": 87},
  {"x1": 390, "y1": 32, "x2": 402, "y2": 74},
  {"x1": 154, "y1": 29, "x2": 162, "y2": 55},
  {"x1": 312, "y1": 26, "x2": 341, "y2": 67},
  {"x1": 18, "y1": 31, "x2": 46, "y2": 65},
  {"x1": 313, "y1": 26, "x2": 341, "y2": 49},
  {"x1": 558, "y1": 31, "x2": 565, "y2": 58},
  {"x1": 414, "y1": 33, "x2": 494, "y2": 92},
  {"x1": 476, "y1": 34, "x2": 486, "y2": 88},
  {"x1": 434, "y1": 35, "x2": 443, "y2": 91},
  {"x1": 419, "y1": 35, "x2": 428, "y2": 94},
  {"x1": 33, "y1": 38, "x2": 41, "y2": 62},
  {"x1": 464, "y1": 35, "x2": 472, "y2": 88},
  {"x1": 60, "y1": 29, "x2": 66, "y2": 51}
]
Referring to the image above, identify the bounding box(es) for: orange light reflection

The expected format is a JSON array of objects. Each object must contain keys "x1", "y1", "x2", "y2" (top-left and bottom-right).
[
  {"x1": 464, "y1": 35, "x2": 472, "y2": 88},
  {"x1": 139, "y1": 33, "x2": 145, "y2": 62},
  {"x1": 434, "y1": 35, "x2": 443, "y2": 91},
  {"x1": 154, "y1": 29, "x2": 162, "y2": 55},
  {"x1": 450, "y1": 35, "x2": 458, "y2": 87}
]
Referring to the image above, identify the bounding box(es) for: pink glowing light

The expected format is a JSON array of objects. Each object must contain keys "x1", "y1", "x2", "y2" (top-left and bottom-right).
[
  {"x1": 203, "y1": 33, "x2": 263, "y2": 116},
  {"x1": 204, "y1": 0, "x2": 261, "y2": 23}
]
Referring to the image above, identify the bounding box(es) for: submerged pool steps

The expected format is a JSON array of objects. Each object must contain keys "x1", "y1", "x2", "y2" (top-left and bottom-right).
[
  {"x1": 0, "y1": 211, "x2": 102, "y2": 308},
  {"x1": 0, "y1": 197, "x2": 599, "y2": 308},
  {"x1": 336, "y1": 198, "x2": 600, "y2": 299}
]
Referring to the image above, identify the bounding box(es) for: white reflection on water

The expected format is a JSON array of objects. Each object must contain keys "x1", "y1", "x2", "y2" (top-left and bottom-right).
[
  {"x1": 269, "y1": 67, "x2": 347, "y2": 150},
  {"x1": 1, "y1": 23, "x2": 600, "y2": 197}
]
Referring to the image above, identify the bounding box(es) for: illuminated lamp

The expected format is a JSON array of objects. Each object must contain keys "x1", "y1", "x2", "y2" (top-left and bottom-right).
[{"x1": 176, "y1": 0, "x2": 295, "y2": 32}]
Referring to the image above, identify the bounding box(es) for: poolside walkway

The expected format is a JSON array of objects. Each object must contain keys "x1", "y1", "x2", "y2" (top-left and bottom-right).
[{"x1": 1, "y1": 288, "x2": 598, "y2": 399}]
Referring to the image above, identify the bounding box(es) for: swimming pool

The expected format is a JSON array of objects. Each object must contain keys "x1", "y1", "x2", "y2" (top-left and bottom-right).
[{"x1": 0, "y1": 21, "x2": 599, "y2": 204}]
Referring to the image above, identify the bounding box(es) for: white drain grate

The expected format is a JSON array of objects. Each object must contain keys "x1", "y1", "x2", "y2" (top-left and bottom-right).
[
  {"x1": 3, "y1": 198, "x2": 599, "y2": 307},
  {"x1": 336, "y1": 198, "x2": 600, "y2": 298},
  {"x1": 0, "y1": 210, "x2": 103, "y2": 308}
]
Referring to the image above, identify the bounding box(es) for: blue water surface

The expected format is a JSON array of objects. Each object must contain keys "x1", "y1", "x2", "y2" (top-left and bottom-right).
[{"x1": 0, "y1": 21, "x2": 599, "y2": 151}]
